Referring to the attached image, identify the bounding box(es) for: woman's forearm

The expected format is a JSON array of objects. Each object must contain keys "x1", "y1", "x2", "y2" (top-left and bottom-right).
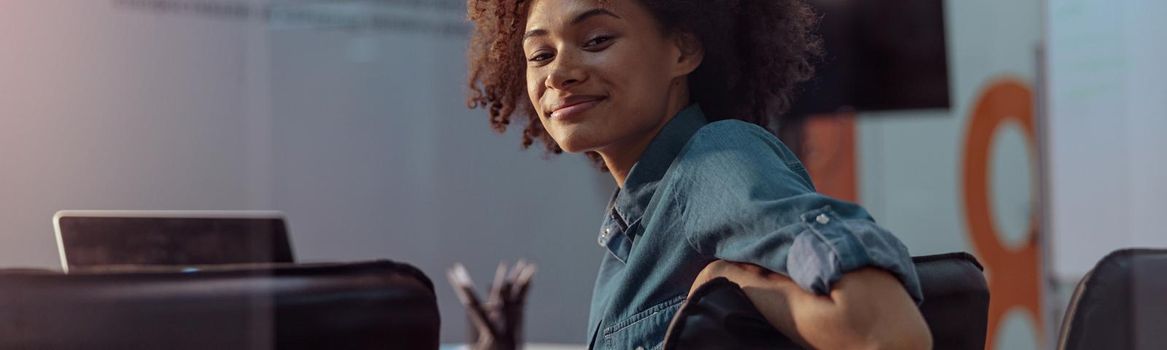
[{"x1": 689, "y1": 261, "x2": 932, "y2": 349}]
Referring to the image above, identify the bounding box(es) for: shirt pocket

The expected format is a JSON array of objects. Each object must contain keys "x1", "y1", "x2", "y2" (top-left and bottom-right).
[{"x1": 601, "y1": 295, "x2": 686, "y2": 350}]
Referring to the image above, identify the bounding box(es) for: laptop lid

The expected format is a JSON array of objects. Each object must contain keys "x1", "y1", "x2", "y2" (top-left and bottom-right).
[{"x1": 53, "y1": 210, "x2": 294, "y2": 272}]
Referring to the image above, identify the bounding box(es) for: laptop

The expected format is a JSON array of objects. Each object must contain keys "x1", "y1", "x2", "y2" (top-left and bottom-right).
[{"x1": 53, "y1": 210, "x2": 294, "y2": 272}]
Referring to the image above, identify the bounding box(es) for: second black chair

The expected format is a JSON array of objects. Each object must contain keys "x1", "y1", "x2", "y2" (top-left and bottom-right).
[{"x1": 1057, "y1": 248, "x2": 1167, "y2": 350}]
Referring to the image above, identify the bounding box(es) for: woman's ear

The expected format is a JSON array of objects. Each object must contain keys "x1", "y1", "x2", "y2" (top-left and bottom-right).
[{"x1": 672, "y1": 32, "x2": 704, "y2": 77}]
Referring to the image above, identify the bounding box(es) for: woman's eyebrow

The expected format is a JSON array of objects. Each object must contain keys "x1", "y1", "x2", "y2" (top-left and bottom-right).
[
  {"x1": 569, "y1": 8, "x2": 622, "y2": 25},
  {"x1": 524, "y1": 8, "x2": 622, "y2": 41}
]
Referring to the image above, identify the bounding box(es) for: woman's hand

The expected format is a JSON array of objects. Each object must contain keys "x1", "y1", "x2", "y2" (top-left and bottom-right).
[{"x1": 689, "y1": 260, "x2": 932, "y2": 350}]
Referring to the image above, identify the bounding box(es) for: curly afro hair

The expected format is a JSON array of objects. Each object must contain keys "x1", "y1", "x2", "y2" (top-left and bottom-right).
[{"x1": 466, "y1": 0, "x2": 822, "y2": 166}]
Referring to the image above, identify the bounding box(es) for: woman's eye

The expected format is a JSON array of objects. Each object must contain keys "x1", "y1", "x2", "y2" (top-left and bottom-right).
[
  {"x1": 584, "y1": 35, "x2": 614, "y2": 48},
  {"x1": 528, "y1": 52, "x2": 553, "y2": 63}
]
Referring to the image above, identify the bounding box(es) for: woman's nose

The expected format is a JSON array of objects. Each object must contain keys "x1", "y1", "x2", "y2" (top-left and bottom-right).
[{"x1": 546, "y1": 51, "x2": 587, "y2": 91}]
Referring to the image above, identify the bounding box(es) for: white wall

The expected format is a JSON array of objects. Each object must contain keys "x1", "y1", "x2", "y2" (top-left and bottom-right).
[
  {"x1": 0, "y1": 0, "x2": 609, "y2": 343},
  {"x1": 0, "y1": 1, "x2": 258, "y2": 266},
  {"x1": 1046, "y1": 0, "x2": 1167, "y2": 281}
]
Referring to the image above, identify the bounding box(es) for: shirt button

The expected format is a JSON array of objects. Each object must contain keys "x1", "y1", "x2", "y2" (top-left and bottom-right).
[
  {"x1": 816, "y1": 213, "x2": 830, "y2": 224},
  {"x1": 598, "y1": 228, "x2": 610, "y2": 246}
]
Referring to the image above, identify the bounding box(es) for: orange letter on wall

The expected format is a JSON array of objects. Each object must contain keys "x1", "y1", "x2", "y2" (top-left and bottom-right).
[{"x1": 962, "y1": 79, "x2": 1043, "y2": 349}]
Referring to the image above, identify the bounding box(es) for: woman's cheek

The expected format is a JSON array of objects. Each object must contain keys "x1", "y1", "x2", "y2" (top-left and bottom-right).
[{"x1": 526, "y1": 74, "x2": 545, "y2": 117}]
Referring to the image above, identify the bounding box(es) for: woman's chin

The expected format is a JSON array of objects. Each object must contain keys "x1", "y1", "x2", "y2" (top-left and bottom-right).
[
  {"x1": 556, "y1": 143, "x2": 591, "y2": 154},
  {"x1": 554, "y1": 138, "x2": 602, "y2": 154}
]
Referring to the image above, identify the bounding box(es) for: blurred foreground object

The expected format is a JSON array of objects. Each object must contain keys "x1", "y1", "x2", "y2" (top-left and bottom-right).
[
  {"x1": 0, "y1": 261, "x2": 440, "y2": 350},
  {"x1": 1057, "y1": 249, "x2": 1167, "y2": 350},
  {"x1": 448, "y1": 261, "x2": 537, "y2": 350}
]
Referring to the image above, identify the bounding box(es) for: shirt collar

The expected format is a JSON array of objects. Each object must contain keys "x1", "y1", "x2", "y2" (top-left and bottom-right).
[{"x1": 611, "y1": 104, "x2": 708, "y2": 228}]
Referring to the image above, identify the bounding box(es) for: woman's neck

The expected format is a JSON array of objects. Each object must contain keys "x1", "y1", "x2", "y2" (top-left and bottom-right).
[{"x1": 600, "y1": 82, "x2": 691, "y2": 188}]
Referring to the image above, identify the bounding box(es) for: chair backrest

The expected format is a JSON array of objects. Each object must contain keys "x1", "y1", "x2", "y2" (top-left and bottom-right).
[
  {"x1": 912, "y1": 252, "x2": 989, "y2": 350},
  {"x1": 663, "y1": 252, "x2": 990, "y2": 349},
  {"x1": 1057, "y1": 248, "x2": 1167, "y2": 350},
  {"x1": 0, "y1": 260, "x2": 439, "y2": 350}
]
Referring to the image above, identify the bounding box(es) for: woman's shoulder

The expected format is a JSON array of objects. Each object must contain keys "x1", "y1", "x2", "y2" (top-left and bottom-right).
[
  {"x1": 659, "y1": 118, "x2": 815, "y2": 196},
  {"x1": 653, "y1": 117, "x2": 817, "y2": 223},
  {"x1": 694, "y1": 119, "x2": 774, "y2": 144},
  {"x1": 678, "y1": 119, "x2": 803, "y2": 172}
]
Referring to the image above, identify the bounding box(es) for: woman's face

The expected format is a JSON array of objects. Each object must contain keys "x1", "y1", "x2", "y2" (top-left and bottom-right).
[{"x1": 523, "y1": 0, "x2": 691, "y2": 154}]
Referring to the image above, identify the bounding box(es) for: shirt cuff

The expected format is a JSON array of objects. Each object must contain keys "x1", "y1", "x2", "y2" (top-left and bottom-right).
[{"x1": 784, "y1": 206, "x2": 925, "y2": 304}]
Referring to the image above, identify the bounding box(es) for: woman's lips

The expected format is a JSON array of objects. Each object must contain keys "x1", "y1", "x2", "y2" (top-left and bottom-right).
[{"x1": 550, "y1": 97, "x2": 605, "y2": 121}]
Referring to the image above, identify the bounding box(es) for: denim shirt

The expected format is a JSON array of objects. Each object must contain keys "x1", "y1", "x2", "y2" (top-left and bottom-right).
[{"x1": 585, "y1": 105, "x2": 923, "y2": 349}]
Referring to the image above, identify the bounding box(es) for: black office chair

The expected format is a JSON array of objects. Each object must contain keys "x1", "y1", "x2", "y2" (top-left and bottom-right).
[
  {"x1": 0, "y1": 260, "x2": 440, "y2": 350},
  {"x1": 913, "y1": 252, "x2": 990, "y2": 350},
  {"x1": 1057, "y1": 248, "x2": 1167, "y2": 350},
  {"x1": 663, "y1": 252, "x2": 990, "y2": 349}
]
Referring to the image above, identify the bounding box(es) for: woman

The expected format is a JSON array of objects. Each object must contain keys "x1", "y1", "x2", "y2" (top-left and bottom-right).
[{"x1": 466, "y1": 0, "x2": 932, "y2": 348}]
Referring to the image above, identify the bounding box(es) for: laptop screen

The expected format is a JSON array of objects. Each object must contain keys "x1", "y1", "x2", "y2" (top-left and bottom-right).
[{"x1": 56, "y1": 212, "x2": 294, "y2": 271}]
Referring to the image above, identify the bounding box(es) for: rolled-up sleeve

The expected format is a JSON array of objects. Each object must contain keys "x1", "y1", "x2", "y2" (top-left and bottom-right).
[
  {"x1": 786, "y1": 204, "x2": 923, "y2": 303},
  {"x1": 673, "y1": 121, "x2": 924, "y2": 304}
]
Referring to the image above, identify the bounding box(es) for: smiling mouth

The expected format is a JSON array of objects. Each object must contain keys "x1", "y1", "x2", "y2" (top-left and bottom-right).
[{"x1": 550, "y1": 97, "x2": 606, "y2": 121}]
